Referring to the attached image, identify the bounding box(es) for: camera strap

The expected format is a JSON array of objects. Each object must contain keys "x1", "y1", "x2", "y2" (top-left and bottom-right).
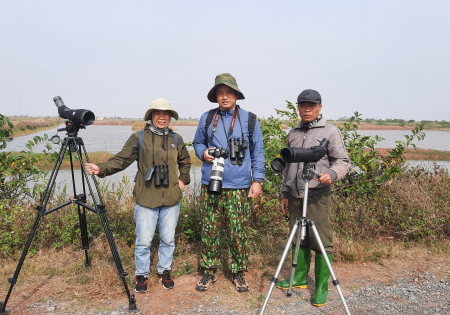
[
  {"x1": 209, "y1": 110, "x2": 221, "y2": 147},
  {"x1": 206, "y1": 107, "x2": 256, "y2": 153},
  {"x1": 152, "y1": 132, "x2": 169, "y2": 165},
  {"x1": 135, "y1": 129, "x2": 178, "y2": 182},
  {"x1": 218, "y1": 107, "x2": 240, "y2": 144}
]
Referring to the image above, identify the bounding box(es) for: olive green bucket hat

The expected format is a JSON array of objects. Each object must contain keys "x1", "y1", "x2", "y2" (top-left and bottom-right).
[{"x1": 207, "y1": 73, "x2": 245, "y2": 103}]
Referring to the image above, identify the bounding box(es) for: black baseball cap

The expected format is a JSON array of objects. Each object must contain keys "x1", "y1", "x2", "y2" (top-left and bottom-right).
[{"x1": 297, "y1": 89, "x2": 322, "y2": 104}]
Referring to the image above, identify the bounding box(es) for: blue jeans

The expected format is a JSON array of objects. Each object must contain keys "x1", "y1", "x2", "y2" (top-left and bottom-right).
[{"x1": 134, "y1": 202, "x2": 180, "y2": 277}]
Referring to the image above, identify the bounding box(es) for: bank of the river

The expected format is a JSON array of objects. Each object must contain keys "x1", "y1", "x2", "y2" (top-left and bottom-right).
[
  {"x1": 93, "y1": 119, "x2": 199, "y2": 127},
  {"x1": 6, "y1": 117, "x2": 60, "y2": 139},
  {"x1": 7, "y1": 148, "x2": 446, "y2": 172},
  {"x1": 378, "y1": 148, "x2": 450, "y2": 161},
  {"x1": 94, "y1": 119, "x2": 450, "y2": 131},
  {"x1": 6, "y1": 150, "x2": 201, "y2": 171}
]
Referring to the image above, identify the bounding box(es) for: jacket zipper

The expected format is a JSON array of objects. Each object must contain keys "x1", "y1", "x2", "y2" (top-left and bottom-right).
[
  {"x1": 301, "y1": 130, "x2": 307, "y2": 148},
  {"x1": 161, "y1": 135, "x2": 165, "y2": 206},
  {"x1": 295, "y1": 130, "x2": 308, "y2": 194}
]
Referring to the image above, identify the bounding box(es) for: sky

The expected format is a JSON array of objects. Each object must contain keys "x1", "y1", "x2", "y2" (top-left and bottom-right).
[{"x1": 0, "y1": 0, "x2": 449, "y2": 121}]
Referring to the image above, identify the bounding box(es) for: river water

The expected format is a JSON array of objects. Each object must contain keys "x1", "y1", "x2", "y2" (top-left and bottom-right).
[{"x1": 3, "y1": 125, "x2": 450, "y2": 190}]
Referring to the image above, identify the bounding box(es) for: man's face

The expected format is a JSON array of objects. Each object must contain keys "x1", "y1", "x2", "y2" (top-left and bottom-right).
[
  {"x1": 216, "y1": 85, "x2": 237, "y2": 111},
  {"x1": 153, "y1": 110, "x2": 171, "y2": 129},
  {"x1": 298, "y1": 102, "x2": 322, "y2": 123}
]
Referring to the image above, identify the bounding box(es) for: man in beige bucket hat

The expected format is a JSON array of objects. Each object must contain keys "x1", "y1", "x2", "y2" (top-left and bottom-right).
[
  {"x1": 85, "y1": 98, "x2": 191, "y2": 293},
  {"x1": 193, "y1": 73, "x2": 266, "y2": 292}
]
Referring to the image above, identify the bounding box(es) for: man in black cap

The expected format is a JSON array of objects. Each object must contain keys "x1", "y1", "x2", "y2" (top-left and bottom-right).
[{"x1": 277, "y1": 89, "x2": 351, "y2": 306}]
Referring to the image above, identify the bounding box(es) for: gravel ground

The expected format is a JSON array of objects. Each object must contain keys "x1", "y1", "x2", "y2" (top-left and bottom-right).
[{"x1": 15, "y1": 270, "x2": 450, "y2": 314}]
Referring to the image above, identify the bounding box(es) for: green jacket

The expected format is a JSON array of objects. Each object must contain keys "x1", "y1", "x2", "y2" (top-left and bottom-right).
[{"x1": 97, "y1": 126, "x2": 191, "y2": 208}]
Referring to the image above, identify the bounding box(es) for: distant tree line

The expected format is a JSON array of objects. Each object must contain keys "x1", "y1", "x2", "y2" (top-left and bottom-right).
[{"x1": 330, "y1": 117, "x2": 450, "y2": 128}]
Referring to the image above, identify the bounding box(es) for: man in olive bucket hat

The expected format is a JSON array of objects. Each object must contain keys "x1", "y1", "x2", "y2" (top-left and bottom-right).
[
  {"x1": 277, "y1": 89, "x2": 350, "y2": 306},
  {"x1": 193, "y1": 73, "x2": 266, "y2": 292},
  {"x1": 85, "y1": 98, "x2": 191, "y2": 293}
]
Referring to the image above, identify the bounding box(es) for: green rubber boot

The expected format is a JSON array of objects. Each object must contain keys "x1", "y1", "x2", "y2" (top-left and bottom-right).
[
  {"x1": 311, "y1": 253, "x2": 333, "y2": 306},
  {"x1": 276, "y1": 246, "x2": 311, "y2": 289}
]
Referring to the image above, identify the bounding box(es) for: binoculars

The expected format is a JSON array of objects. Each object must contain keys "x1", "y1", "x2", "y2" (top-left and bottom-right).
[{"x1": 229, "y1": 138, "x2": 248, "y2": 165}]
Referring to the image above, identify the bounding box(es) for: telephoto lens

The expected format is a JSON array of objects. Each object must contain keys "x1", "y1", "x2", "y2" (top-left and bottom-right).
[{"x1": 207, "y1": 147, "x2": 228, "y2": 195}]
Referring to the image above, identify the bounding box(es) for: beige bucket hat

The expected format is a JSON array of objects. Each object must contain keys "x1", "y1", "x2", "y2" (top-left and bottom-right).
[
  {"x1": 207, "y1": 73, "x2": 245, "y2": 103},
  {"x1": 144, "y1": 98, "x2": 179, "y2": 121}
]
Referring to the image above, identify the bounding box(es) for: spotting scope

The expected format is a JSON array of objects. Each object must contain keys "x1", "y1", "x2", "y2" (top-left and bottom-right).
[
  {"x1": 53, "y1": 96, "x2": 95, "y2": 125},
  {"x1": 271, "y1": 138, "x2": 329, "y2": 172}
]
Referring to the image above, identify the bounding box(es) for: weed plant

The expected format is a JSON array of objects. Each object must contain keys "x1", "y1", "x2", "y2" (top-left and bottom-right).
[{"x1": 1, "y1": 109, "x2": 449, "y2": 268}]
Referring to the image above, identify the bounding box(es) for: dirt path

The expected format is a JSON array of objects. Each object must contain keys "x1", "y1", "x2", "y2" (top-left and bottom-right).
[{"x1": 2, "y1": 253, "x2": 449, "y2": 314}]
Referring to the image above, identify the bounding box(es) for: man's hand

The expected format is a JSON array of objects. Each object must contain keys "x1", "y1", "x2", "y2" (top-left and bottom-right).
[
  {"x1": 317, "y1": 172, "x2": 332, "y2": 185},
  {"x1": 281, "y1": 198, "x2": 288, "y2": 214},
  {"x1": 203, "y1": 147, "x2": 215, "y2": 163},
  {"x1": 85, "y1": 163, "x2": 99, "y2": 175},
  {"x1": 179, "y1": 180, "x2": 185, "y2": 190},
  {"x1": 248, "y1": 182, "x2": 262, "y2": 199}
]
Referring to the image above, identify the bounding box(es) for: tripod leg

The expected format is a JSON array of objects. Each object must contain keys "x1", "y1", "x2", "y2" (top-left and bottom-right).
[
  {"x1": 98, "y1": 212, "x2": 137, "y2": 311},
  {"x1": 73, "y1": 146, "x2": 91, "y2": 269},
  {"x1": 74, "y1": 143, "x2": 137, "y2": 311},
  {"x1": 0, "y1": 208, "x2": 45, "y2": 313},
  {"x1": 287, "y1": 220, "x2": 305, "y2": 297},
  {"x1": 259, "y1": 221, "x2": 300, "y2": 315},
  {"x1": 309, "y1": 221, "x2": 351, "y2": 315},
  {"x1": 78, "y1": 205, "x2": 91, "y2": 269},
  {"x1": 1, "y1": 140, "x2": 71, "y2": 314}
]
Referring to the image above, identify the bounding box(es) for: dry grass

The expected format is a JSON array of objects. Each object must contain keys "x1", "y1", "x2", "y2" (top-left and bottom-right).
[
  {"x1": 0, "y1": 241, "x2": 134, "y2": 300},
  {"x1": 9, "y1": 118, "x2": 60, "y2": 138},
  {"x1": 31, "y1": 151, "x2": 114, "y2": 170},
  {"x1": 2, "y1": 237, "x2": 449, "y2": 313},
  {"x1": 375, "y1": 148, "x2": 450, "y2": 161}
]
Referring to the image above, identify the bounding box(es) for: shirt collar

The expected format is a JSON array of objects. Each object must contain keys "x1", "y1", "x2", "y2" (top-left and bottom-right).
[{"x1": 219, "y1": 104, "x2": 240, "y2": 116}]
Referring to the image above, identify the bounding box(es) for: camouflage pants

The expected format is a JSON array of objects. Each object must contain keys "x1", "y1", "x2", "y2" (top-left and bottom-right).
[{"x1": 199, "y1": 185, "x2": 251, "y2": 274}]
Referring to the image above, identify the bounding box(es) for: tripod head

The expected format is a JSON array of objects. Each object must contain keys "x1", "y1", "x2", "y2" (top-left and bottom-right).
[
  {"x1": 51, "y1": 120, "x2": 86, "y2": 144},
  {"x1": 51, "y1": 96, "x2": 93, "y2": 144},
  {"x1": 302, "y1": 162, "x2": 319, "y2": 182}
]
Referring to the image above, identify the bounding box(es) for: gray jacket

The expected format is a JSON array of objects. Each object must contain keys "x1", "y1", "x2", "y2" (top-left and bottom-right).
[{"x1": 281, "y1": 118, "x2": 351, "y2": 199}]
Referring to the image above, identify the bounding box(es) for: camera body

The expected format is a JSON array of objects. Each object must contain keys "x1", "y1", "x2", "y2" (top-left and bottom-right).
[
  {"x1": 208, "y1": 147, "x2": 229, "y2": 159},
  {"x1": 207, "y1": 147, "x2": 228, "y2": 195}
]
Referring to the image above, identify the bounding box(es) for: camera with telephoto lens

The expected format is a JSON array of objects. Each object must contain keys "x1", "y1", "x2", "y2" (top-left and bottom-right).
[
  {"x1": 154, "y1": 164, "x2": 169, "y2": 186},
  {"x1": 229, "y1": 138, "x2": 248, "y2": 166},
  {"x1": 271, "y1": 138, "x2": 329, "y2": 172},
  {"x1": 207, "y1": 147, "x2": 229, "y2": 195}
]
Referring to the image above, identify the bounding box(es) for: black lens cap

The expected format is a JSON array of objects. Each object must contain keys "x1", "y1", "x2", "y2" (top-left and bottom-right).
[
  {"x1": 271, "y1": 158, "x2": 286, "y2": 172},
  {"x1": 51, "y1": 135, "x2": 60, "y2": 144}
]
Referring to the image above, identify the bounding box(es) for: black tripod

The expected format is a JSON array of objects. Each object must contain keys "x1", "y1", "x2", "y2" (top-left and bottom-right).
[
  {"x1": 0, "y1": 121, "x2": 137, "y2": 313},
  {"x1": 260, "y1": 162, "x2": 351, "y2": 315}
]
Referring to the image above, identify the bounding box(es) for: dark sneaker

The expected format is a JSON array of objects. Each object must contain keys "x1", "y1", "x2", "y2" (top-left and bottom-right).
[
  {"x1": 232, "y1": 273, "x2": 249, "y2": 292},
  {"x1": 135, "y1": 275, "x2": 148, "y2": 293},
  {"x1": 158, "y1": 270, "x2": 175, "y2": 289},
  {"x1": 195, "y1": 273, "x2": 217, "y2": 292}
]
